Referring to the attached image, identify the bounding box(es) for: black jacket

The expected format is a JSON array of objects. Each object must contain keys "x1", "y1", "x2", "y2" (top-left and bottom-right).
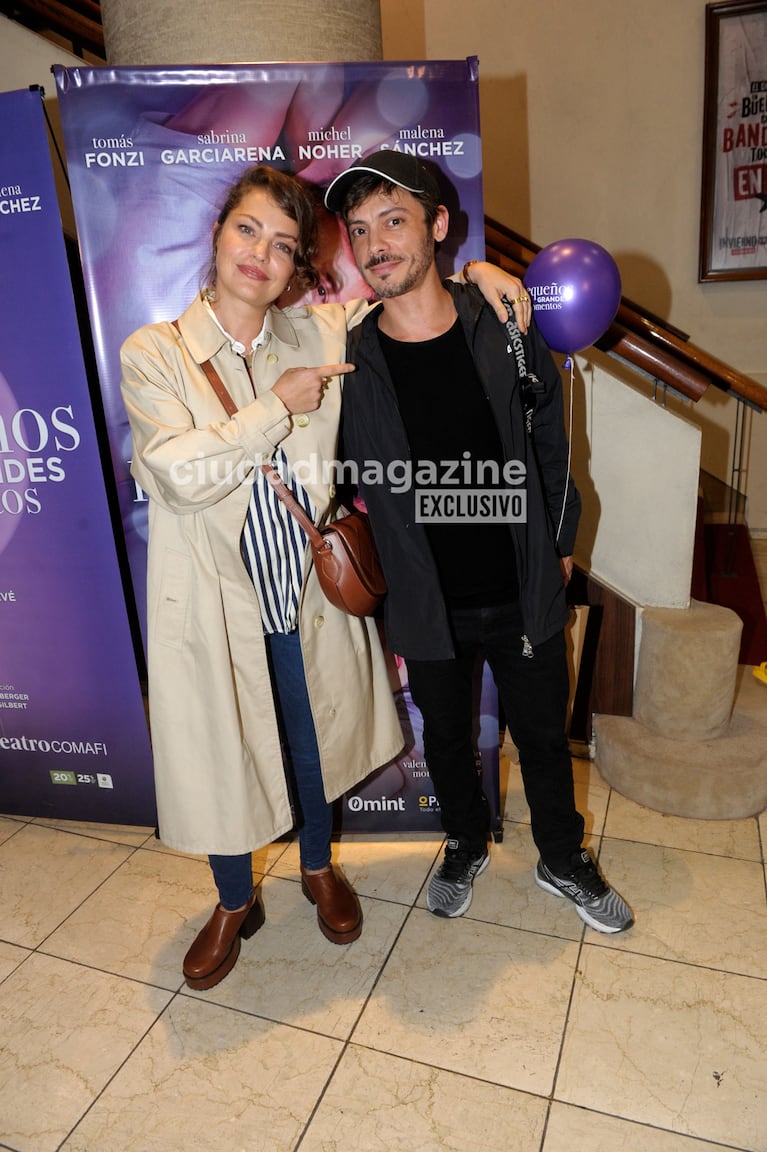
[{"x1": 341, "y1": 280, "x2": 581, "y2": 660}]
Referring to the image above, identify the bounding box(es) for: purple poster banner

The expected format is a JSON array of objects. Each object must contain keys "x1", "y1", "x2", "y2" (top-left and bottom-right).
[
  {"x1": 0, "y1": 88, "x2": 155, "y2": 826},
  {"x1": 53, "y1": 59, "x2": 486, "y2": 639},
  {"x1": 337, "y1": 660, "x2": 501, "y2": 835},
  {"x1": 53, "y1": 60, "x2": 500, "y2": 835}
]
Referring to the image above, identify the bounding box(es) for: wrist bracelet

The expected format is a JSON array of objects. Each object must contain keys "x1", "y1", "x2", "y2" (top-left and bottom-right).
[{"x1": 462, "y1": 259, "x2": 480, "y2": 285}]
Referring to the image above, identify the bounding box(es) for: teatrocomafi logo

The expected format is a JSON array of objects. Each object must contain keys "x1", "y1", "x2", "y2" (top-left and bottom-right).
[
  {"x1": 0, "y1": 734, "x2": 108, "y2": 755},
  {"x1": 347, "y1": 795, "x2": 405, "y2": 812}
]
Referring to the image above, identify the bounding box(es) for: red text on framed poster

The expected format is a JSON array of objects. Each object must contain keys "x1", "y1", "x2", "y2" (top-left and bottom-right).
[{"x1": 700, "y1": 0, "x2": 767, "y2": 281}]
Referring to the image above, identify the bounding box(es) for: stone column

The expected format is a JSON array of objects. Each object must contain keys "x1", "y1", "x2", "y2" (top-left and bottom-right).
[{"x1": 101, "y1": 0, "x2": 381, "y2": 66}]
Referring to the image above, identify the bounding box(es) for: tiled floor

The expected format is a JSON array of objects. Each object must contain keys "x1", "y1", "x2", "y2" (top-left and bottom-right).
[{"x1": 1, "y1": 740, "x2": 766, "y2": 1152}]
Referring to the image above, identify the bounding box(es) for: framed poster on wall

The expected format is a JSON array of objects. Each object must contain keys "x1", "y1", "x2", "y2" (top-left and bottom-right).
[{"x1": 699, "y1": 0, "x2": 767, "y2": 281}]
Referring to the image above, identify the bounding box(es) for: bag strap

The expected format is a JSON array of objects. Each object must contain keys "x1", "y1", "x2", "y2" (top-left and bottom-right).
[
  {"x1": 172, "y1": 318, "x2": 239, "y2": 418},
  {"x1": 260, "y1": 464, "x2": 325, "y2": 549},
  {"x1": 503, "y1": 303, "x2": 546, "y2": 434},
  {"x1": 171, "y1": 318, "x2": 325, "y2": 549},
  {"x1": 502, "y1": 307, "x2": 570, "y2": 546}
]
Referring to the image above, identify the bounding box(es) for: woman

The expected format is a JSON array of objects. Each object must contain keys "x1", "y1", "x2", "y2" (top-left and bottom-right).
[{"x1": 120, "y1": 165, "x2": 529, "y2": 991}]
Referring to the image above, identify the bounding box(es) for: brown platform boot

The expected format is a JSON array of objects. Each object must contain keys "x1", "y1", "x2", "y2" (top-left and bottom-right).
[
  {"x1": 183, "y1": 888, "x2": 265, "y2": 990},
  {"x1": 300, "y1": 865, "x2": 362, "y2": 944}
]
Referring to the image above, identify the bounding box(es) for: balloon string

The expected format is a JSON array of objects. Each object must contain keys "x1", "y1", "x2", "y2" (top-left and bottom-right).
[{"x1": 554, "y1": 356, "x2": 575, "y2": 545}]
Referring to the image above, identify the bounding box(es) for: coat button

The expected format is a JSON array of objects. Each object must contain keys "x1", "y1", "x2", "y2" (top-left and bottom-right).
[
  {"x1": 295, "y1": 414, "x2": 310, "y2": 427},
  {"x1": 267, "y1": 352, "x2": 278, "y2": 364},
  {"x1": 328, "y1": 483, "x2": 336, "y2": 498},
  {"x1": 314, "y1": 615, "x2": 325, "y2": 628},
  {"x1": 328, "y1": 707, "x2": 336, "y2": 718}
]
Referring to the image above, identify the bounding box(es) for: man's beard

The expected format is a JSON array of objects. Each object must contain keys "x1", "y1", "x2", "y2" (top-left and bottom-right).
[{"x1": 364, "y1": 234, "x2": 434, "y2": 299}]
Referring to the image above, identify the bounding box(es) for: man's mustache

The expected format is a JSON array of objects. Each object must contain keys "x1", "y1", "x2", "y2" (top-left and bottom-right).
[{"x1": 366, "y1": 254, "x2": 404, "y2": 270}]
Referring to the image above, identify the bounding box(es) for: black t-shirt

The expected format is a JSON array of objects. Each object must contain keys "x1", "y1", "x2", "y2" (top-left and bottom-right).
[{"x1": 379, "y1": 316, "x2": 518, "y2": 607}]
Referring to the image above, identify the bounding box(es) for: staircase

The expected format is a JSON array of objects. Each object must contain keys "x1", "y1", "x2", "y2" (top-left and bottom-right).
[
  {"x1": 692, "y1": 475, "x2": 767, "y2": 666},
  {"x1": 484, "y1": 218, "x2": 767, "y2": 819}
]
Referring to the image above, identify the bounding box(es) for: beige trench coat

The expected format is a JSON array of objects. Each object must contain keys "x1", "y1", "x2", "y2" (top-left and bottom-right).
[{"x1": 120, "y1": 294, "x2": 404, "y2": 855}]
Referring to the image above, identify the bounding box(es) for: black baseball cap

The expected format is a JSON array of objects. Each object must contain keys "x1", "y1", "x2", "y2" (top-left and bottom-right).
[{"x1": 324, "y1": 149, "x2": 441, "y2": 213}]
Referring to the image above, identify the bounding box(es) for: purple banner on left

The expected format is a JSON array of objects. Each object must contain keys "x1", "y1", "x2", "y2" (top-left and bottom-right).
[{"x1": 0, "y1": 89, "x2": 155, "y2": 826}]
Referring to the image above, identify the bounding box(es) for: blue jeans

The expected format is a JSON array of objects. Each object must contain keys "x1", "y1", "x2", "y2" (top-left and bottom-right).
[
  {"x1": 209, "y1": 630, "x2": 332, "y2": 909},
  {"x1": 406, "y1": 601, "x2": 584, "y2": 868}
]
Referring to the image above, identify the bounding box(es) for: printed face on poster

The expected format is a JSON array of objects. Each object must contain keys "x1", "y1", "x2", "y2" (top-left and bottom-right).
[{"x1": 700, "y1": 0, "x2": 767, "y2": 281}]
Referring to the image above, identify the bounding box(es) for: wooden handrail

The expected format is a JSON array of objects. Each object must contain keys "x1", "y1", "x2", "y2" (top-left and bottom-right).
[
  {"x1": 485, "y1": 220, "x2": 690, "y2": 340},
  {"x1": 485, "y1": 216, "x2": 767, "y2": 412},
  {"x1": 4, "y1": 0, "x2": 105, "y2": 54},
  {"x1": 487, "y1": 245, "x2": 710, "y2": 402},
  {"x1": 598, "y1": 325, "x2": 711, "y2": 401}
]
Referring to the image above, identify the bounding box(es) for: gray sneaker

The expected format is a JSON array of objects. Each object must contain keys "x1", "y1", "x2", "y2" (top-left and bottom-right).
[
  {"x1": 426, "y1": 840, "x2": 490, "y2": 918},
  {"x1": 535, "y1": 849, "x2": 633, "y2": 934}
]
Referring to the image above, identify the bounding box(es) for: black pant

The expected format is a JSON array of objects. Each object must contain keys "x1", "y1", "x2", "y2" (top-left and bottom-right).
[{"x1": 406, "y1": 601, "x2": 584, "y2": 866}]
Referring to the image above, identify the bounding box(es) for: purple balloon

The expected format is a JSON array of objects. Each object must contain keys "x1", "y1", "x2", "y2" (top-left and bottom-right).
[{"x1": 523, "y1": 238, "x2": 622, "y2": 353}]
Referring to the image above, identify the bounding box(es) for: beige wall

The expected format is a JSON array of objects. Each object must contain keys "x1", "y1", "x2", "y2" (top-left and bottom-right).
[
  {"x1": 382, "y1": 0, "x2": 767, "y2": 531},
  {"x1": 570, "y1": 358, "x2": 701, "y2": 608},
  {"x1": 0, "y1": 16, "x2": 82, "y2": 236}
]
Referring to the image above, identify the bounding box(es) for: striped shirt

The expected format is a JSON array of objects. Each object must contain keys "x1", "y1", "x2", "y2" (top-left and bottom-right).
[
  {"x1": 202, "y1": 296, "x2": 315, "y2": 634},
  {"x1": 241, "y1": 447, "x2": 315, "y2": 634}
]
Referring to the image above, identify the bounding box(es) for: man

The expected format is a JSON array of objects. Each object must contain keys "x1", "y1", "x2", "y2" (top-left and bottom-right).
[{"x1": 324, "y1": 151, "x2": 632, "y2": 934}]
